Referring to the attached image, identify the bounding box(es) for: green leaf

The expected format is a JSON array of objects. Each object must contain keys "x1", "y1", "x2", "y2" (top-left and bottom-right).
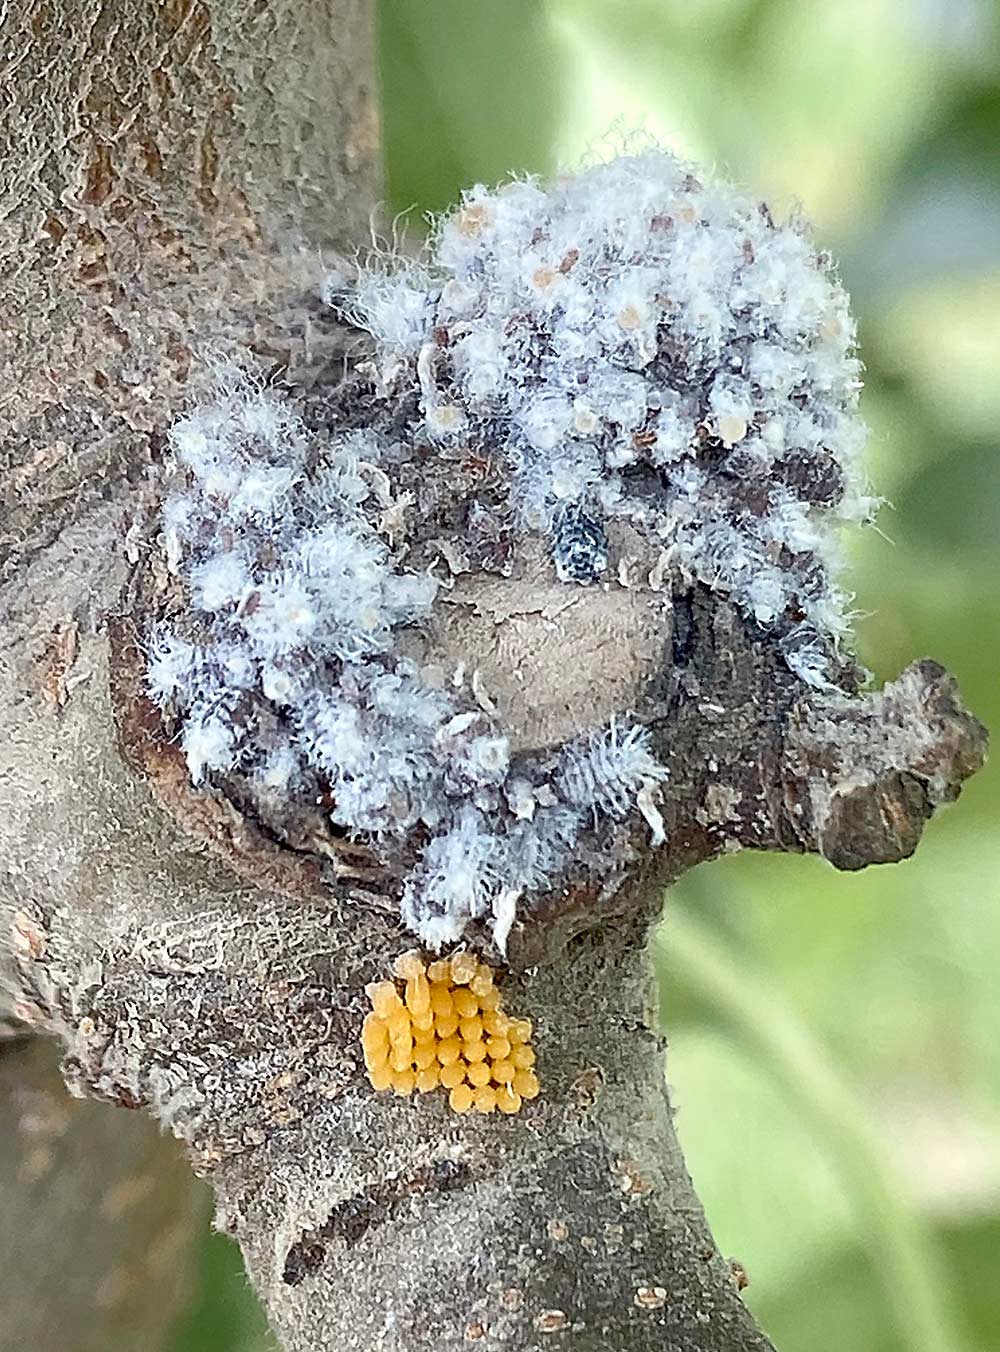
[
  {"x1": 379, "y1": 0, "x2": 566, "y2": 218},
  {"x1": 756, "y1": 1217, "x2": 1000, "y2": 1352},
  {"x1": 169, "y1": 1228, "x2": 274, "y2": 1352}
]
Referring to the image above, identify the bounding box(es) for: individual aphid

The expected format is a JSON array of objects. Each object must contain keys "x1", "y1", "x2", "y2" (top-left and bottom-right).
[{"x1": 551, "y1": 504, "x2": 608, "y2": 585}]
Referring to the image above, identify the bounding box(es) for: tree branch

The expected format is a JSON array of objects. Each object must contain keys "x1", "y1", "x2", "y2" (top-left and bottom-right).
[
  {"x1": 2, "y1": 561, "x2": 984, "y2": 1349},
  {"x1": 0, "y1": 6, "x2": 988, "y2": 1352}
]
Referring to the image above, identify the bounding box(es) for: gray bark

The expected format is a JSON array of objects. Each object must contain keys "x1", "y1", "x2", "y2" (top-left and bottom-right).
[{"x1": 0, "y1": 5, "x2": 988, "y2": 1352}]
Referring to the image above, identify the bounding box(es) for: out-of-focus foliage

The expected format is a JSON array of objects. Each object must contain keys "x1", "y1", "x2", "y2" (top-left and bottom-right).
[
  {"x1": 169, "y1": 1221, "x2": 275, "y2": 1352},
  {"x1": 176, "y1": 2, "x2": 1000, "y2": 1348}
]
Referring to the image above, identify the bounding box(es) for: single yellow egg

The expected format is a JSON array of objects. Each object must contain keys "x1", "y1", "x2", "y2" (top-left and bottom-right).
[
  {"x1": 482, "y1": 1010, "x2": 510, "y2": 1037},
  {"x1": 429, "y1": 984, "x2": 454, "y2": 1017},
  {"x1": 449, "y1": 1083, "x2": 475, "y2": 1113},
  {"x1": 436, "y1": 1036, "x2": 463, "y2": 1066},
  {"x1": 470, "y1": 967, "x2": 494, "y2": 998},
  {"x1": 367, "y1": 981, "x2": 401, "y2": 1020},
  {"x1": 512, "y1": 1070, "x2": 539, "y2": 1100},
  {"x1": 393, "y1": 950, "x2": 425, "y2": 981},
  {"x1": 390, "y1": 1043, "x2": 414, "y2": 1073},
  {"x1": 453, "y1": 988, "x2": 479, "y2": 1019},
  {"x1": 450, "y1": 951, "x2": 478, "y2": 985},
  {"x1": 362, "y1": 1011, "x2": 389, "y2": 1043},
  {"x1": 362, "y1": 1019, "x2": 389, "y2": 1053},
  {"x1": 440, "y1": 1062, "x2": 466, "y2": 1090},
  {"x1": 474, "y1": 1086, "x2": 497, "y2": 1114},
  {"x1": 496, "y1": 1085, "x2": 521, "y2": 1115},
  {"x1": 406, "y1": 972, "x2": 431, "y2": 1016},
  {"x1": 413, "y1": 1043, "x2": 437, "y2": 1070},
  {"x1": 467, "y1": 1062, "x2": 492, "y2": 1088},
  {"x1": 363, "y1": 1042, "x2": 389, "y2": 1070},
  {"x1": 368, "y1": 1064, "x2": 393, "y2": 1091}
]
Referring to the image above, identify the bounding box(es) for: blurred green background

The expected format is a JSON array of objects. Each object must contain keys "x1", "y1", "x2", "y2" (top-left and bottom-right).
[{"x1": 172, "y1": 3, "x2": 1000, "y2": 1349}]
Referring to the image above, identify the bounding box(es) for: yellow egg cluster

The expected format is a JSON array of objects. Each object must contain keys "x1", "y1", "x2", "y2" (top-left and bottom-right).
[{"x1": 362, "y1": 951, "x2": 540, "y2": 1114}]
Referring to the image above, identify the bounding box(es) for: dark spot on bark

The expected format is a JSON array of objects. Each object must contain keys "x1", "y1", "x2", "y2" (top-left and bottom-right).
[
  {"x1": 198, "y1": 129, "x2": 219, "y2": 213},
  {"x1": 326, "y1": 1194, "x2": 382, "y2": 1246},
  {"x1": 651, "y1": 326, "x2": 712, "y2": 388},
  {"x1": 282, "y1": 1195, "x2": 381, "y2": 1282},
  {"x1": 281, "y1": 1155, "x2": 476, "y2": 1283},
  {"x1": 693, "y1": 435, "x2": 729, "y2": 475},
  {"x1": 42, "y1": 214, "x2": 66, "y2": 243},
  {"x1": 427, "y1": 1158, "x2": 472, "y2": 1193},
  {"x1": 730, "y1": 1258, "x2": 750, "y2": 1290},
  {"x1": 670, "y1": 590, "x2": 697, "y2": 669},
  {"x1": 618, "y1": 463, "x2": 666, "y2": 504},
  {"x1": 282, "y1": 1239, "x2": 327, "y2": 1286},
  {"x1": 569, "y1": 1065, "x2": 605, "y2": 1110},
  {"x1": 82, "y1": 140, "x2": 115, "y2": 206}
]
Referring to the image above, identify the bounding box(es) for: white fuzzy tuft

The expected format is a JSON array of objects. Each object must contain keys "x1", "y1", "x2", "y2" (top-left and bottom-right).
[{"x1": 557, "y1": 722, "x2": 668, "y2": 831}]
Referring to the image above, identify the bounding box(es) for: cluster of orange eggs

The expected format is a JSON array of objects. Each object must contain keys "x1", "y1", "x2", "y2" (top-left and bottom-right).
[{"x1": 361, "y1": 950, "x2": 539, "y2": 1114}]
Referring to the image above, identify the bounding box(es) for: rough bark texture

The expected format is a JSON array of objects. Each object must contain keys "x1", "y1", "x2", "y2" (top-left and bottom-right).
[
  {"x1": 0, "y1": 1036, "x2": 204, "y2": 1352},
  {"x1": 1, "y1": 0, "x2": 376, "y2": 589},
  {"x1": 0, "y1": 5, "x2": 988, "y2": 1352}
]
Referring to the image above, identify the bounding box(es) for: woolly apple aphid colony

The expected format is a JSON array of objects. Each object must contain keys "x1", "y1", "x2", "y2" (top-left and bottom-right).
[{"x1": 147, "y1": 151, "x2": 871, "y2": 964}]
